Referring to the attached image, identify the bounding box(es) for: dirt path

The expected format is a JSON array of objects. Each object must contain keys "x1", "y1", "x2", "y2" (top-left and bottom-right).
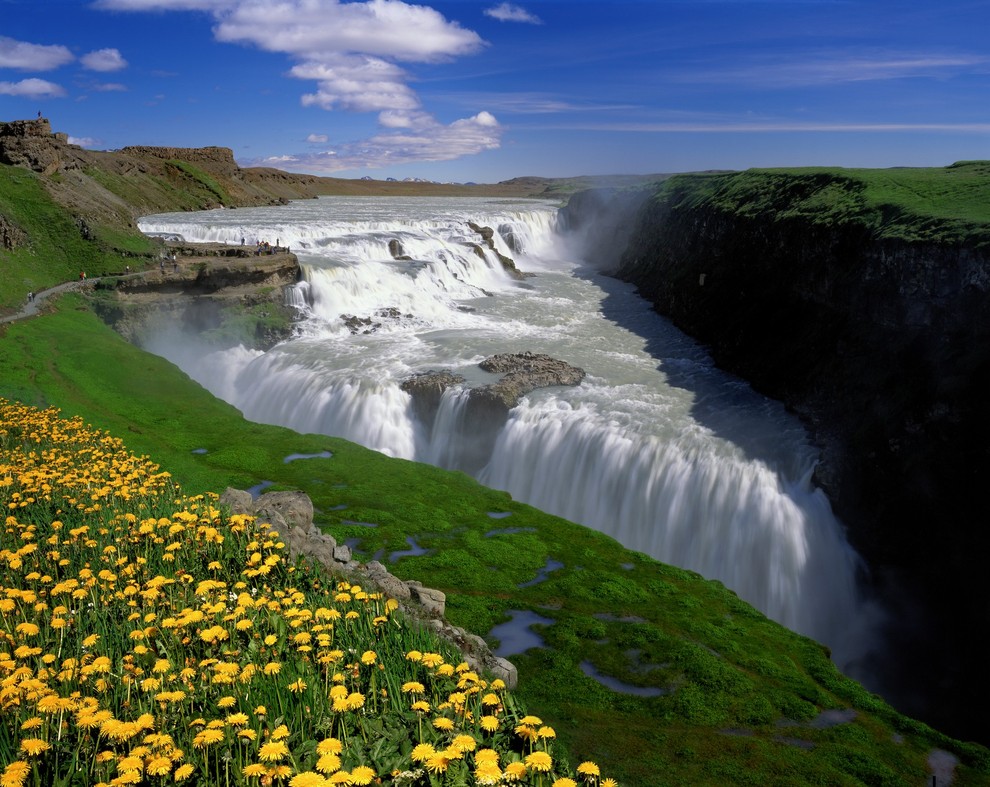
[{"x1": 0, "y1": 272, "x2": 152, "y2": 326}]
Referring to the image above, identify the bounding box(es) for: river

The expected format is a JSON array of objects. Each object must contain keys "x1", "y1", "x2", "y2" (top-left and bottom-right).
[{"x1": 138, "y1": 195, "x2": 880, "y2": 672}]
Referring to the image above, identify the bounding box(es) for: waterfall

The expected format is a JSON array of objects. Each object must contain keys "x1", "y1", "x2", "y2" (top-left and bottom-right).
[{"x1": 138, "y1": 195, "x2": 879, "y2": 670}]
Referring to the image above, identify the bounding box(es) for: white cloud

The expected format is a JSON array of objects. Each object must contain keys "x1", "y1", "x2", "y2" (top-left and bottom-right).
[
  {"x1": 306, "y1": 133, "x2": 329, "y2": 143},
  {"x1": 244, "y1": 110, "x2": 502, "y2": 172},
  {"x1": 68, "y1": 136, "x2": 100, "y2": 148},
  {"x1": 215, "y1": 0, "x2": 484, "y2": 63},
  {"x1": 677, "y1": 51, "x2": 989, "y2": 88},
  {"x1": 0, "y1": 36, "x2": 74, "y2": 71},
  {"x1": 0, "y1": 78, "x2": 67, "y2": 98},
  {"x1": 81, "y1": 48, "x2": 128, "y2": 72},
  {"x1": 96, "y1": 0, "x2": 499, "y2": 169},
  {"x1": 484, "y1": 3, "x2": 541, "y2": 24},
  {"x1": 293, "y1": 56, "x2": 420, "y2": 112}
]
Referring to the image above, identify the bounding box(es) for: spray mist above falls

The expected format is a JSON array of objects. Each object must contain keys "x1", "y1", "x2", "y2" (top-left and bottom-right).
[{"x1": 137, "y1": 195, "x2": 880, "y2": 670}]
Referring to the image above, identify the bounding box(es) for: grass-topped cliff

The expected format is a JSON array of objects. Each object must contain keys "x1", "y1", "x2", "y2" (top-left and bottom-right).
[
  {"x1": 605, "y1": 160, "x2": 990, "y2": 754},
  {"x1": 5, "y1": 133, "x2": 990, "y2": 783}
]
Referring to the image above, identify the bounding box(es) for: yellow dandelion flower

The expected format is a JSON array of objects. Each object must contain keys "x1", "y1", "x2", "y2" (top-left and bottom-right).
[
  {"x1": 410, "y1": 743, "x2": 436, "y2": 763},
  {"x1": 475, "y1": 762, "x2": 502, "y2": 785},
  {"x1": 19, "y1": 717, "x2": 43, "y2": 731},
  {"x1": 147, "y1": 757, "x2": 172, "y2": 776},
  {"x1": 316, "y1": 738, "x2": 343, "y2": 755},
  {"x1": 480, "y1": 715, "x2": 500, "y2": 732},
  {"x1": 553, "y1": 780, "x2": 577, "y2": 787},
  {"x1": 525, "y1": 752, "x2": 552, "y2": 772},
  {"x1": 451, "y1": 734, "x2": 476, "y2": 753},
  {"x1": 401, "y1": 681, "x2": 425, "y2": 694},
  {"x1": 19, "y1": 738, "x2": 49, "y2": 757},
  {"x1": 217, "y1": 696, "x2": 237, "y2": 709},
  {"x1": 519, "y1": 715, "x2": 543, "y2": 726},
  {"x1": 287, "y1": 678, "x2": 307, "y2": 693},
  {"x1": 327, "y1": 772, "x2": 353, "y2": 785},
  {"x1": 237, "y1": 729, "x2": 258, "y2": 742},
  {"x1": 360, "y1": 651, "x2": 376, "y2": 665},
  {"x1": 425, "y1": 753, "x2": 450, "y2": 774},
  {"x1": 503, "y1": 761, "x2": 528, "y2": 782},
  {"x1": 289, "y1": 773, "x2": 328, "y2": 787},
  {"x1": 1, "y1": 761, "x2": 31, "y2": 787},
  {"x1": 270, "y1": 724, "x2": 290, "y2": 741},
  {"x1": 537, "y1": 726, "x2": 556, "y2": 739},
  {"x1": 601, "y1": 780, "x2": 618, "y2": 787},
  {"x1": 263, "y1": 662, "x2": 281, "y2": 676},
  {"x1": 226, "y1": 712, "x2": 249, "y2": 726},
  {"x1": 432, "y1": 717, "x2": 454, "y2": 731},
  {"x1": 193, "y1": 729, "x2": 225, "y2": 748},
  {"x1": 315, "y1": 753, "x2": 341, "y2": 774},
  {"x1": 411, "y1": 700, "x2": 430, "y2": 714},
  {"x1": 350, "y1": 765, "x2": 375, "y2": 785},
  {"x1": 258, "y1": 741, "x2": 289, "y2": 762},
  {"x1": 577, "y1": 762, "x2": 600, "y2": 777},
  {"x1": 242, "y1": 763, "x2": 267, "y2": 777}
]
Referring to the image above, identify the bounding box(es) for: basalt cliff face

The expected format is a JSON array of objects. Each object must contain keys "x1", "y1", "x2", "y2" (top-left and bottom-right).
[{"x1": 562, "y1": 170, "x2": 990, "y2": 743}]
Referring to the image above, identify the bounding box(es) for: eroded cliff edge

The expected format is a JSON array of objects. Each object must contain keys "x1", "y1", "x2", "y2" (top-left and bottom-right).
[{"x1": 562, "y1": 164, "x2": 990, "y2": 743}]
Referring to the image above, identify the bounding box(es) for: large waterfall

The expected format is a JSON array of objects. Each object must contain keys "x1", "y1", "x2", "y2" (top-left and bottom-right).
[{"x1": 138, "y1": 195, "x2": 879, "y2": 670}]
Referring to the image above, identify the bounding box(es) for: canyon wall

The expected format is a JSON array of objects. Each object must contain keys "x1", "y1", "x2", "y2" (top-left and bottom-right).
[{"x1": 562, "y1": 170, "x2": 990, "y2": 743}]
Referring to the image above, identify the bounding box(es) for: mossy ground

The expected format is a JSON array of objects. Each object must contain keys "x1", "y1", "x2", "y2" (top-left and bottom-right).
[{"x1": 2, "y1": 299, "x2": 988, "y2": 785}]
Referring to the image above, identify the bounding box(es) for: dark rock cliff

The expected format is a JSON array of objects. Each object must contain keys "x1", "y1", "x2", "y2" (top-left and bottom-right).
[{"x1": 563, "y1": 175, "x2": 990, "y2": 744}]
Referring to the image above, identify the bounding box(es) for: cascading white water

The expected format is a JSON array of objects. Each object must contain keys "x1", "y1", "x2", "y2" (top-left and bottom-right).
[{"x1": 138, "y1": 195, "x2": 878, "y2": 670}]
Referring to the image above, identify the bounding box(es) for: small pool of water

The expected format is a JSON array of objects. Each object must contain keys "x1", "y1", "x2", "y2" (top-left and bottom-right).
[
  {"x1": 488, "y1": 609, "x2": 555, "y2": 657},
  {"x1": 485, "y1": 526, "x2": 537, "y2": 538},
  {"x1": 518, "y1": 557, "x2": 564, "y2": 588},
  {"x1": 247, "y1": 480, "x2": 274, "y2": 498},
  {"x1": 389, "y1": 536, "x2": 429, "y2": 563},
  {"x1": 283, "y1": 450, "x2": 333, "y2": 463},
  {"x1": 578, "y1": 660, "x2": 669, "y2": 697}
]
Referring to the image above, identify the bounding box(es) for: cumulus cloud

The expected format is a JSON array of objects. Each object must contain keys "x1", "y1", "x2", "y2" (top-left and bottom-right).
[
  {"x1": 0, "y1": 36, "x2": 74, "y2": 71},
  {"x1": 0, "y1": 78, "x2": 67, "y2": 98},
  {"x1": 97, "y1": 0, "x2": 501, "y2": 169},
  {"x1": 484, "y1": 3, "x2": 541, "y2": 24},
  {"x1": 214, "y1": 0, "x2": 484, "y2": 63},
  {"x1": 306, "y1": 133, "x2": 329, "y2": 143},
  {"x1": 246, "y1": 109, "x2": 501, "y2": 173},
  {"x1": 81, "y1": 48, "x2": 128, "y2": 72},
  {"x1": 292, "y1": 56, "x2": 420, "y2": 112}
]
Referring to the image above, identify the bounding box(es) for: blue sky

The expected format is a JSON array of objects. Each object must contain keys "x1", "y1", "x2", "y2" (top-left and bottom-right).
[{"x1": 2, "y1": 0, "x2": 989, "y2": 182}]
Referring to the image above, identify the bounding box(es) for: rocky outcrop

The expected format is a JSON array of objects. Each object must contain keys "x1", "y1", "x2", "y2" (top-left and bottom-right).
[
  {"x1": 569, "y1": 175, "x2": 990, "y2": 743},
  {"x1": 467, "y1": 222, "x2": 527, "y2": 280},
  {"x1": 219, "y1": 487, "x2": 518, "y2": 688},
  {"x1": 0, "y1": 213, "x2": 26, "y2": 250},
  {"x1": 0, "y1": 118, "x2": 74, "y2": 176},
  {"x1": 95, "y1": 245, "x2": 300, "y2": 349},
  {"x1": 401, "y1": 353, "x2": 584, "y2": 473}
]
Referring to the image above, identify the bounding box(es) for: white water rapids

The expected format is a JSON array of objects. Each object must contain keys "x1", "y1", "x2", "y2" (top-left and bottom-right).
[{"x1": 138, "y1": 196, "x2": 879, "y2": 671}]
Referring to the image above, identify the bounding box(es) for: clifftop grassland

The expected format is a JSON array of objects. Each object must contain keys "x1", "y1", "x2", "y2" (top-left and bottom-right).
[
  {"x1": 4, "y1": 121, "x2": 990, "y2": 783},
  {"x1": 659, "y1": 161, "x2": 990, "y2": 245}
]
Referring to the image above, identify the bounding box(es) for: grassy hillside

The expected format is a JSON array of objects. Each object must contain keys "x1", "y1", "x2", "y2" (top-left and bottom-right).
[
  {"x1": 5, "y1": 153, "x2": 990, "y2": 784},
  {"x1": 2, "y1": 300, "x2": 989, "y2": 785},
  {"x1": 658, "y1": 160, "x2": 990, "y2": 246}
]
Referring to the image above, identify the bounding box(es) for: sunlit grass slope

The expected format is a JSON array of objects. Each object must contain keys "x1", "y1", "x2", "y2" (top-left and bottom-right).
[
  {"x1": 3, "y1": 299, "x2": 990, "y2": 785},
  {"x1": 0, "y1": 397, "x2": 603, "y2": 787},
  {"x1": 659, "y1": 160, "x2": 990, "y2": 246}
]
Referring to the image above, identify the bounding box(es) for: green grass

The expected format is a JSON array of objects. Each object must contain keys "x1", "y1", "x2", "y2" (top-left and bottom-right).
[
  {"x1": 2, "y1": 297, "x2": 988, "y2": 785},
  {"x1": 657, "y1": 160, "x2": 990, "y2": 247},
  {"x1": 0, "y1": 168, "x2": 133, "y2": 309}
]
